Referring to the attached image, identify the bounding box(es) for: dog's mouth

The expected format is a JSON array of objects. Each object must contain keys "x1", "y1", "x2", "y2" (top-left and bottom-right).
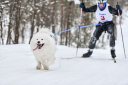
[
  {"x1": 33, "y1": 43, "x2": 44, "y2": 51},
  {"x1": 37, "y1": 43, "x2": 44, "y2": 49}
]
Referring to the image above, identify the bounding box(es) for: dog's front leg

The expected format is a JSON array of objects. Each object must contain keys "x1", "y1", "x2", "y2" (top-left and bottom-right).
[
  {"x1": 43, "y1": 65, "x2": 49, "y2": 70},
  {"x1": 36, "y1": 61, "x2": 41, "y2": 70}
]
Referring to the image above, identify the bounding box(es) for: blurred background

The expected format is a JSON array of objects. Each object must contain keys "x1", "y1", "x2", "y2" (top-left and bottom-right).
[{"x1": 0, "y1": 0, "x2": 128, "y2": 48}]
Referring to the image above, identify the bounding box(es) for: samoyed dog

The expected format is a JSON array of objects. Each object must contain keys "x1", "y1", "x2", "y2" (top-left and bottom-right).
[{"x1": 30, "y1": 29, "x2": 56, "y2": 70}]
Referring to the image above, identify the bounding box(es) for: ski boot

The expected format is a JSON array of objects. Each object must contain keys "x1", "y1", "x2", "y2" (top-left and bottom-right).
[
  {"x1": 82, "y1": 50, "x2": 93, "y2": 58},
  {"x1": 111, "y1": 49, "x2": 116, "y2": 63}
]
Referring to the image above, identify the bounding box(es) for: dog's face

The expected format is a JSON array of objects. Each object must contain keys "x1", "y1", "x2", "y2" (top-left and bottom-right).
[
  {"x1": 30, "y1": 29, "x2": 55, "y2": 51},
  {"x1": 36, "y1": 38, "x2": 45, "y2": 49},
  {"x1": 30, "y1": 33, "x2": 50, "y2": 50}
]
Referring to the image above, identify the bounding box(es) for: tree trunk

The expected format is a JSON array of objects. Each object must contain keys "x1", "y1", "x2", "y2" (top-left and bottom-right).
[
  {"x1": 14, "y1": 1, "x2": 22, "y2": 44},
  {"x1": 0, "y1": 7, "x2": 4, "y2": 44},
  {"x1": 29, "y1": 0, "x2": 36, "y2": 44},
  {"x1": 29, "y1": 14, "x2": 35, "y2": 44},
  {"x1": 6, "y1": 2, "x2": 15, "y2": 44},
  {"x1": 51, "y1": 0, "x2": 57, "y2": 34},
  {"x1": 60, "y1": 0, "x2": 64, "y2": 45}
]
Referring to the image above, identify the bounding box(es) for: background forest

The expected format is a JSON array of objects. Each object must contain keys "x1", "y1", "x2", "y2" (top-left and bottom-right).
[{"x1": 0, "y1": 0, "x2": 128, "y2": 48}]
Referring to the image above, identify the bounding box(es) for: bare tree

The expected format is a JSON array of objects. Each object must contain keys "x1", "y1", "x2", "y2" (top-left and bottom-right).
[
  {"x1": 0, "y1": 0, "x2": 127, "y2": 47},
  {"x1": 0, "y1": 2, "x2": 4, "y2": 44},
  {"x1": 6, "y1": 0, "x2": 16, "y2": 44},
  {"x1": 50, "y1": 0, "x2": 58, "y2": 33}
]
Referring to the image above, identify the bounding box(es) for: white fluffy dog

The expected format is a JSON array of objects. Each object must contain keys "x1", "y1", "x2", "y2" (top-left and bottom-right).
[{"x1": 30, "y1": 29, "x2": 56, "y2": 70}]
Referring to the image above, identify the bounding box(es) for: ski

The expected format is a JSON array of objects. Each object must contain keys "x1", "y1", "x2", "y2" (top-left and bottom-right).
[{"x1": 61, "y1": 56, "x2": 117, "y2": 63}]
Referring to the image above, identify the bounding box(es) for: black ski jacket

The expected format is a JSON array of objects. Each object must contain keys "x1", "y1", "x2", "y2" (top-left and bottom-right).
[{"x1": 82, "y1": 4, "x2": 122, "y2": 15}]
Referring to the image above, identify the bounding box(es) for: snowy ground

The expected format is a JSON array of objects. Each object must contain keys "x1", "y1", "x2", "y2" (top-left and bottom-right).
[{"x1": 0, "y1": 44, "x2": 128, "y2": 85}]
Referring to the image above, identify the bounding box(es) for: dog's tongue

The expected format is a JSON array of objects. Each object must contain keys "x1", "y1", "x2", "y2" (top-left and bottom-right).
[
  {"x1": 33, "y1": 46, "x2": 40, "y2": 51},
  {"x1": 33, "y1": 44, "x2": 43, "y2": 51}
]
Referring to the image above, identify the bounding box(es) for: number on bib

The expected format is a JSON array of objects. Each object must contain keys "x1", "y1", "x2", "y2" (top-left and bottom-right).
[{"x1": 101, "y1": 16, "x2": 105, "y2": 20}]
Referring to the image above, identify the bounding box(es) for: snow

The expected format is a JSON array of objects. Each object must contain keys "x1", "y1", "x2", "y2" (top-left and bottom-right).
[{"x1": 0, "y1": 44, "x2": 128, "y2": 85}]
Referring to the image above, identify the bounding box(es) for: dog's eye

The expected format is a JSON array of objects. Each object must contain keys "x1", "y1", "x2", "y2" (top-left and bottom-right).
[{"x1": 41, "y1": 39, "x2": 43, "y2": 40}]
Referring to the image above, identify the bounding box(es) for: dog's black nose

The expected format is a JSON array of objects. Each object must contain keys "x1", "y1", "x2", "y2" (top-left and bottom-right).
[{"x1": 37, "y1": 41, "x2": 40, "y2": 44}]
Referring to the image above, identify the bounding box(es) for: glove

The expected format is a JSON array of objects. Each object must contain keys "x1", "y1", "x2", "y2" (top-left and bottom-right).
[
  {"x1": 116, "y1": 4, "x2": 121, "y2": 10},
  {"x1": 80, "y1": 3, "x2": 85, "y2": 8}
]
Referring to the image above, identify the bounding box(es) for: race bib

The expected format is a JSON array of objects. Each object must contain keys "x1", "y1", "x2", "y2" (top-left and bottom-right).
[{"x1": 95, "y1": 3, "x2": 113, "y2": 23}]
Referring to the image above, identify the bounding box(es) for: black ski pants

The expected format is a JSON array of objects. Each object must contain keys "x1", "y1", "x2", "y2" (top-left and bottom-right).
[{"x1": 88, "y1": 21, "x2": 115, "y2": 49}]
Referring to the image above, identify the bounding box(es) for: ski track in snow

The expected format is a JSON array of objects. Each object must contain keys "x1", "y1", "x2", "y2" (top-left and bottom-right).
[{"x1": 0, "y1": 44, "x2": 128, "y2": 85}]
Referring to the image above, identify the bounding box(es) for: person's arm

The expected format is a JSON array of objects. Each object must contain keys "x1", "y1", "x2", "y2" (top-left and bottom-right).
[
  {"x1": 108, "y1": 6, "x2": 122, "y2": 15},
  {"x1": 83, "y1": 5, "x2": 97, "y2": 12},
  {"x1": 80, "y1": 3, "x2": 97, "y2": 12}
]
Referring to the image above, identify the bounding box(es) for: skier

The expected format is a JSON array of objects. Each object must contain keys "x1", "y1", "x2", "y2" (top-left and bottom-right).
[{"x1": 80, "y1": 0, "x2": 122, "y2": 60}]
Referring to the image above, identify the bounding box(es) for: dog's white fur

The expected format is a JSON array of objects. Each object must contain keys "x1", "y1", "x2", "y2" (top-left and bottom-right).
[{"x1": 30, "y1": 29, "x2": 56, "y2": 70}]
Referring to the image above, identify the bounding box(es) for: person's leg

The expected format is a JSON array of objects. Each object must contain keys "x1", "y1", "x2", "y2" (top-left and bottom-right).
[
  {"x1": 82, "y1": 25, "x2": 104, "y2": 57},
  {"x1": 106, "y1": 22, "x2": 116, "y2": 59}
]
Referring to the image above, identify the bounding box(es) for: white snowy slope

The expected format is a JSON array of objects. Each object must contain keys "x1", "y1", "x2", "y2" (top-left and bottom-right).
[{"x1": 0, "y1": 44, "x2": 128, "y2": 85}]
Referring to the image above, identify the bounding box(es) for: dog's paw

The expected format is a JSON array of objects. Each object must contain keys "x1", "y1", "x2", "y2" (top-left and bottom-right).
[
  {"x1": 44, "y1": 66, "x2": 49, "y2": 70},
  {"x1": 36, "y1": 66, "x2": 41, "y2": 70}
]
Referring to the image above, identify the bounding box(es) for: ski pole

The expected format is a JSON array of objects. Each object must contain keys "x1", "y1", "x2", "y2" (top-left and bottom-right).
[
  {"x1": 76, "y1": 0, "x2": 84, "y2": 57},
  {"x1": 117, "y1": 2, "x2": 127, "y2": 59}
]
